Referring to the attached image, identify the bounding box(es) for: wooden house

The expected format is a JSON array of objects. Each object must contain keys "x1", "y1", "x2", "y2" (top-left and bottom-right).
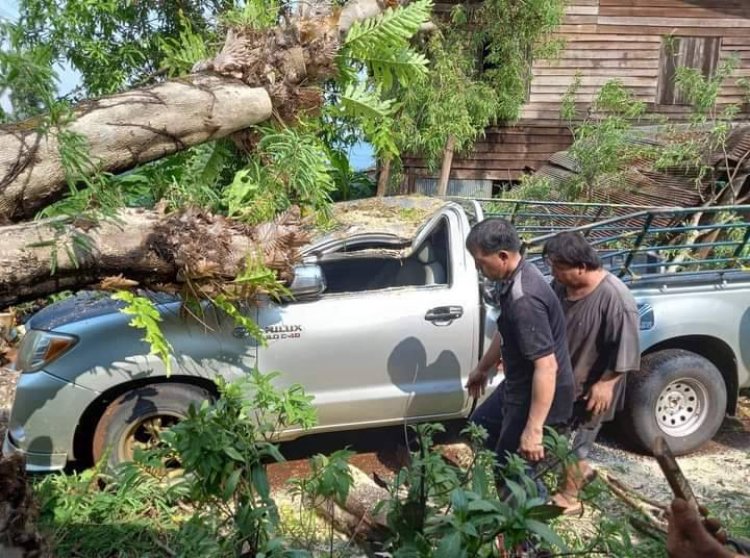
[{"x1": 403, "y1": 0, "x2": 750, "y2": 197}]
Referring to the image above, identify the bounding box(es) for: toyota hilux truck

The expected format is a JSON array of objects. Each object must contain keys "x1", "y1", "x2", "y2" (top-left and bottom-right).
[{"x1": 4, "y1": 196, "x2": 750, "y2": 471}]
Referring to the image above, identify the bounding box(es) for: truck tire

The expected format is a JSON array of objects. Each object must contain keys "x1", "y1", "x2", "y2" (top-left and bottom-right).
[
  {"x1": 92, "y1": 383, "x2": 212, "y2": 468},
  {"x1": 620, "y1": 349, "x2": 727, "y2": 456}
]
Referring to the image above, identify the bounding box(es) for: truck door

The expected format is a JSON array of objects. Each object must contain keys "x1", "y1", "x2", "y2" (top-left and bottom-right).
[{"x1": 256, "y1": 208, "x2": 479, "y2": 431}]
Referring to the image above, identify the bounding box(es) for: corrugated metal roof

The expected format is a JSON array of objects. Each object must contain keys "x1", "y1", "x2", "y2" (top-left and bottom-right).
[
  {"x1": 534, "y1": 125, "x2": 750, "y2": 209},
  {"x1": 414, "y1": 178, "x2": 493, "y2": 198}
]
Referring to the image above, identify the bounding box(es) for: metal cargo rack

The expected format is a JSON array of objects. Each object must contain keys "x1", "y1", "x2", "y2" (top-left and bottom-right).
[{"x1": 461, "y1": 197, "x2": 750, "y2": 283}]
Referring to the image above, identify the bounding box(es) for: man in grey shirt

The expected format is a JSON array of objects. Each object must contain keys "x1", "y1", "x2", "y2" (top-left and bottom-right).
[{"x1": 542, "y1": 231, "x2": 641, "y2": 514}]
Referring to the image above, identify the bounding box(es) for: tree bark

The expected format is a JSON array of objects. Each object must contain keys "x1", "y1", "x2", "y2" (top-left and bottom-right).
[
  {"x1": 314, "y1": 465, "x2": 390, "y2": 543},
  {"x1": 436, "y1": 135, "x2": 456, "y2": 197},
  {"x1": 0, "y1": 77, "x2": 272, "y2": 223},
  {"x1": 0, "y1": 208, "x2": 309, "y2": 307},
  {"x1": 376, "y1": 157, "x2": 391, "y2": 197},
  {"x1": 0, "y1": 454, "x2": 49, "y2": 557}
]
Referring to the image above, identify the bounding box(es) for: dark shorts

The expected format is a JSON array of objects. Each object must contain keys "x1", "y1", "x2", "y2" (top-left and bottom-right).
[
  {"x1": 570, "y1": 378, "x2": 625, "y2": 459},
  {"x1": 569, "y1": 401, "x2": 605, "y2": 459}
]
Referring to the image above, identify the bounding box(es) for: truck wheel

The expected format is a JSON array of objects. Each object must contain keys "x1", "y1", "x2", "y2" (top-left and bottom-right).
[
  {"x1": 92, "y1": 383, "x2": 212, "y2": 468},
  {"x1": 620, "y1": 349, "x2": 727, "y2": 456}
]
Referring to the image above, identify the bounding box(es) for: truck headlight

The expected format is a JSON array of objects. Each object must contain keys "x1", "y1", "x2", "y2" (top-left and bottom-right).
[{"x1": 15, "y1": 330, "x2": 77, "y2": 372}]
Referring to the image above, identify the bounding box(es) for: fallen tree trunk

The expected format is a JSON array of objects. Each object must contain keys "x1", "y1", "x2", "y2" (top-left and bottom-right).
[
  {"x1": 0, "y1": 77, "x2": 272, "y2": 223},
  {"x1": 0, "y1": 207, "x2": 309, "y2": 307},
  {"x1": 315, "y1": 465, "x2": 390, "y2": 544}
]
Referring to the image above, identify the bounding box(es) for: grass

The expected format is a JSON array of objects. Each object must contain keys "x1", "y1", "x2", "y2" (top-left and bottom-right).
[{"x1": 33, "y1": 463, "x2": 183, "y2": 558}]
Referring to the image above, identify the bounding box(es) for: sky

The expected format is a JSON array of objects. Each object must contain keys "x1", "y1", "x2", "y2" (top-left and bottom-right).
[
  {"x1": 0, "y1": 2, "x2": 15, "y2": 20},
  {"x1": 0, "y1": 0, "x2": 374, "y2": 169}
]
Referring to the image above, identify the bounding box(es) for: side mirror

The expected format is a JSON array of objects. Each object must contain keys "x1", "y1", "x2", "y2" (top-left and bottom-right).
[
  {"x1": 286, "y1": 264, "x2": 326, "y2": 301},
  {"x1": 480, "y1": 276, "x2": 498, "y2": 306}
]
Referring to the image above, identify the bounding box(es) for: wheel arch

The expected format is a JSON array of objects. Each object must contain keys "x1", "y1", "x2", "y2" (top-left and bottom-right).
[
  {"x1": 643, "y1": 335, "x2": 738, "y2": 415},
  {"x1": 72, "y1": 376, "x2": 220, "y2": 468}
]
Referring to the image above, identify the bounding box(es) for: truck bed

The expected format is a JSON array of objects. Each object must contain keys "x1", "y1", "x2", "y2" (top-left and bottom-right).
[{"x1": 467, "y1": 198, "x2": 750, "y2": 284}]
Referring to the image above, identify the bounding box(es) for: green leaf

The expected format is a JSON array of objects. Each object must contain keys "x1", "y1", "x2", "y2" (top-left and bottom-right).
[
  {"x1": 458, "y1": 521, "x2": 478, "y2": 537},
  {"x1": 339, "y1": 82, "x2": 395, "y2": 119},
  {"x1": 251, "y1": 465, "x2": 271, "y2": 501},
  {"x1": 504, "y1": 479, "x2": 526, "y2": 506},
  {"x1": 467, "y1": 499, "x2": 499, "y2": 513},
  {"x1": 224, "y1": 445, "x2": 244, "y2": 462},
  {"x1": 525, "y1": 519, "x2": 568, "y2": 551},
  {"x1": 451, "y1": 488, "x2": 468, "y2": 513},
  {"x1": 112, "y1": 291, "x2": 173, "y2": 376},
  {"x1": 433, "y1": 531, "x2": 463, "y2": 558},
  {"x1": 354, "y1": 48, "x2": 428, "y2": 91},
  {"x1": 345, "y1": 0, "x2": 433, "y2": 54},
  {"x1": 526, "y1": 504, "x2": 566, "y2": 521},
  {"x1": 223, "y1": 468, "x2": 243, "y2": 499}
]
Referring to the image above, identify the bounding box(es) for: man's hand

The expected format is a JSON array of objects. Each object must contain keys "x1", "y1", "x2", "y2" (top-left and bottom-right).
[
  {"x1": 667, "y1": 499, "x2": 735, "y2": 558},
  {"x1": 585, "y1": 373, "x2": 622, "y2": 415},
  {"x1": 465, "y1": 366, "x2": 490, "y2": 399},
  {"x1": 519, "y1": 424, "x2": 545, "y2": 462}
]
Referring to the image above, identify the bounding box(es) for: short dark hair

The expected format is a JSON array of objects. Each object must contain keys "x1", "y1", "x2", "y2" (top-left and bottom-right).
[
  {"x1": 466, "y1": 218, "x2": 521, "y2": 254},
  {"x1": 543, "y1": 231, "x2": 602, "y2": 270}
]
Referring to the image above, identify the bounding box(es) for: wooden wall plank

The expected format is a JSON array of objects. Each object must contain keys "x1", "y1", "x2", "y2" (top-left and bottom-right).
[
  {"x1": 532, "y1": 68, "x2": 659, "y2": 77},
  {"x1": 599, "y1": 0, "x2": 750, "y2": 8},
  {"x1": 564, "y1": 41, "x2": 665, "y2": 50},
  {"x1": 552, "y1": 50, "x2": 660, "y2": 59},
  {"x1": 536, "y1": 59, "x2": 660, "y2": 69},
  {"x1": 598, "y1": 17, "x2": 750, "y2": 28},
  {"x1": 530, "y1": 76, "x2": 657, "y2": 86},
  {"x1": 563, "y1": 33, "x2": 660, "y2": 42},
  {"x1": 565, "y1": 5, "x2": 598, "y2": 16},
  {"x1": 597, "y1": 25, "x2": 748, "y2": 37},
  {"x1": 600, "y1": 7, "x2": 750, "y2": 19}
]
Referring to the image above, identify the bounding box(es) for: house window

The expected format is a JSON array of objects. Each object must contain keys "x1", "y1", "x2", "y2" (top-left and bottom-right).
[
  {"x1": 657, "y1": 36, "x2": 722, "y2": 105},
  {"x1": 479, "y1": 41, "x2": 533, "y2": 101}
]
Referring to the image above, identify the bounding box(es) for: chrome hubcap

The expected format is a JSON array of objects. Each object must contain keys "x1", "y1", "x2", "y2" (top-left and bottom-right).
[
  {"x1": 655, "y1": 378, "x2": 708, "y2": 437},
  {"x1": 121, "y1": 413, "x2": 181, "y2": 463}
]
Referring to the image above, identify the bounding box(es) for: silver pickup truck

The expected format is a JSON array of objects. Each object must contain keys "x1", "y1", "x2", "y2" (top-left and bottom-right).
[{"x1": 4, "y1": 196, "x2": 750, "y2": 471}]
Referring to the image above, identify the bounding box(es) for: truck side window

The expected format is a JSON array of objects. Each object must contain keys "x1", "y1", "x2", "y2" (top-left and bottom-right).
[{"x1": 319, "y1": 218, "x2": 450, "y2": 294}]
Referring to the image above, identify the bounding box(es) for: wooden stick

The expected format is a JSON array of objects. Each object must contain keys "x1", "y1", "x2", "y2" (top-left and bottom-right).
[{"x1": 600, "y1": 472, "x2": 667, "y2": 532}]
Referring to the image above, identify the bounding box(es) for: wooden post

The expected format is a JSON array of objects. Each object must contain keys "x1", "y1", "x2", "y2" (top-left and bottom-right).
[
  {"x1": 376, "y1": 157, "x2": 391, "y2": 197},
  {"x1": 436, "y1": 135, "x2": 456, "y2": 197}
]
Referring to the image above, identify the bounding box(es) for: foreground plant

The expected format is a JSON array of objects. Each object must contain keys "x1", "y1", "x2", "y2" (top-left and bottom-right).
[
  {"x1": 374, "y1": 423, "x2": 572, "y2": 557},
  {"x1": 35, "y1": 372, "x2": 317, "y2": 557}
]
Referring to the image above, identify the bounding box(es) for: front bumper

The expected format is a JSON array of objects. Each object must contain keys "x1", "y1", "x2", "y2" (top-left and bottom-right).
[
  {"x1": 2, "y1": 433, "x2": 68, "y2": 472},
  {"x1": 2, "y1": 370, "x2": 98, "y2": 473}
]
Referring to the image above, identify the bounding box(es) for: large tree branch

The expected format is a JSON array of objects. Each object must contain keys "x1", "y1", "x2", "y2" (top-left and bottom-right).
[{"x1": 0, "y1": 76, "x2": 272, "y2": 222}]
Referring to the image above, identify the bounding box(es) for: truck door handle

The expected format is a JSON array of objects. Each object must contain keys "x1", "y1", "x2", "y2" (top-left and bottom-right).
[{"x1": 425, "y1": 305, "x2": 464, "y2": 323}]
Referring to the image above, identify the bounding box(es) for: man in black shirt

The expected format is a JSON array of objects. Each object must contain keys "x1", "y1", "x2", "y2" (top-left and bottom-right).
[{"x1": 466, "y1": 218, "x2": 575, "y2": 486}]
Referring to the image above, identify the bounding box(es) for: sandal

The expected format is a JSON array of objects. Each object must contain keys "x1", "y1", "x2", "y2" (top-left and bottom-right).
[
  {"x1": 550, "y1": 492, "x2": 585, "y2": 517},
  {"x1": 581, "y1": 468, "x2": 598, "y2": 487}
]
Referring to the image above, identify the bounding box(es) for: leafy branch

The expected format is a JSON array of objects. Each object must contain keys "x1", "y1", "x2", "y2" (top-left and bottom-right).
[{"x1": 112, "y1": 291, "x2": 174, "y2": 376}]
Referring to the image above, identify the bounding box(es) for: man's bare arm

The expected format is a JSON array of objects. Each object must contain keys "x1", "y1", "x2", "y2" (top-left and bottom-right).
[
  {"x1": 520, "y1": 353, "x2": 557, "y2": 461},
  {"x1": 586, "y1": 370, "x2": 624, "y2": 415}
]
